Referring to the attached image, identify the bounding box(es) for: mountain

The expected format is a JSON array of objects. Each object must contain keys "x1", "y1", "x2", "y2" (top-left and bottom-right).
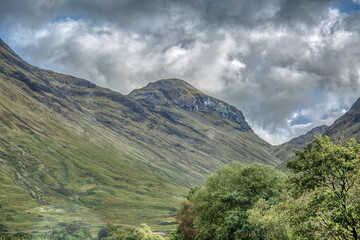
[
  {"x1": 0, "y1": 39, "x2": 279, "y2": 233},
  {"x1": 324, "y1": 98, "x2": 360, "y2": 142},
  {"x1": 273, "y1": 125, "x2": 329, "y2": 162},
  {"x1": 273, "y1": 97, "x2": 360, "y2": 164},
  {"x1": 129, "y1": 79, "x2": 252, "y2": 132}
]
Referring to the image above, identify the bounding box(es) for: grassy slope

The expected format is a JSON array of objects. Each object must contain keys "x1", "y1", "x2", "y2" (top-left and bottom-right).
[
  {"x1": 0, "y1": 39, "x2": 279, "y2": 234},
  {"x1": 0, "y1": 73, "x2": 184, "y2": 234}
]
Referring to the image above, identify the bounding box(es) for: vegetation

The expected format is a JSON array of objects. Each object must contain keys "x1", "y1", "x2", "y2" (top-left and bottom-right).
[
  {"x1": 173, "y1": 163, "x2": 286, "y2": 240},
  {"x1": 0, "y1": 39, "x2": 279, "y2": 233},
  {"x1": 2, "y1": 36, "x2": 360, "y2": 239},
  {"x1": 173, "y1": 136, "x2": 360, "y2": 240},
  {"x1": 0, "y1": 223, "x2": 164, "y2": 240},
  {"x1": 96, "y1": 223, "x2": 165, "y2": 240},
  {"x1": 287, "y1": 136, "x2": 360, "y2": 239},
  {"x1": 1, "y1": 136, "x2": 360, "y2": 239}
]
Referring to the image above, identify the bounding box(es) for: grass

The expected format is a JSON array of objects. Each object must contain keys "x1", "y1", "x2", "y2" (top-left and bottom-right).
[
  {"x1": 0, "y1": 40, "x2": 280, "y2": 236},
  {"x1": 0, "y1": 88, "x2": 185, "y2": 234}
]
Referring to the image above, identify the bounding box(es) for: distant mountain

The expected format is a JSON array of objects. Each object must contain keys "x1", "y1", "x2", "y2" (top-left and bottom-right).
[
  {"x1": 0, "y1": 39, "x2": 279, "y2": 233},
  {"x1": 273, "y1": 125, "x2": 329, "y2": 162},
  {"x1": 324, "y1": 98, "x2": 360, "y2": 142},
  {"x1": 274, "y1": 97, "x2": 360, "y2": 164}
]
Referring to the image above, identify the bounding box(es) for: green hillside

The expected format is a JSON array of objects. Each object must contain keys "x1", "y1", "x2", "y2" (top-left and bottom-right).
[{"x1": 0, "y1": 39, "x2": 279, "y2": 234}]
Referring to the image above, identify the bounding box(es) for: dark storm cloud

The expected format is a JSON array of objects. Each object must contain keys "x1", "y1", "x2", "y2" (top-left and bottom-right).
[
  {"x1": 0, "y1": 0, "x2": 331, "y2": 30},
  {"x1": 1, "y1": 0, "x2": 360, "y2": 144}
]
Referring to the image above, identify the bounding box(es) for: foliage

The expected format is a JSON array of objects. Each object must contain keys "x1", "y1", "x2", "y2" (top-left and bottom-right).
[
  {"x1": 0, "y1": 223, "x2": 91, "y2": 240},
  {"x1": 174, "y1": 136, "x2": 360, "y2": 239},
  {"x1": 97, "y1": 223, "x2": 164, "y2": 240},
  {"x1": 286, "y1": 135, "x2": 360, "y2": 239},
  {"x1": 48, "y1": 223, "x2": 92, "y2": 240},
  {"x1": 98, "y1": 223, "x2": 119, "y2": 239},
  {"x1": 174, "y1": 200, "x2": 195, "y2": 240},
  {"x1": 126, "y1": 224, "x2": 164, "y2": 240},
  {"x1": 246, "y1": 198, "x2": 295, "y2": 240},
  {"x1": 174, "y1": 163, "x2": 286, "y2": 240}
]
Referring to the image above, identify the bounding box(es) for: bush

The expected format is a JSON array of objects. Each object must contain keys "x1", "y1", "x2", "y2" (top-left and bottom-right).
[
  {"x1": 50, "y1": 223, "x2": 92, "y2": 240},
  {"x1": 97, "y1": 223, "x2": 164, "y2": 240}
]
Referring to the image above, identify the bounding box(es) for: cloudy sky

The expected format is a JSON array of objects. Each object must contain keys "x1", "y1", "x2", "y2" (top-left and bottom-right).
[{"x1": 1, "y1": 0, "x2": 360, "y2": 144}]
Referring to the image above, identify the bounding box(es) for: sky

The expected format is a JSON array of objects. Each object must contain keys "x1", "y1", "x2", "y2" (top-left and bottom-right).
[{"x1": 0, "y1": 0, "x2": 360, "y2": 145}]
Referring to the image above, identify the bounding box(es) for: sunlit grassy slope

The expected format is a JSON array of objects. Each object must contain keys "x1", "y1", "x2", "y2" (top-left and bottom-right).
[{"x1": 0, "y1": 39, "x2": 279, "y2": 234}]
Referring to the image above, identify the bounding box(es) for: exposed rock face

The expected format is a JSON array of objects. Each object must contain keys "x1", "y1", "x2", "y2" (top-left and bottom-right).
[{"x1": 130, "y1": 79, "x2": 253, "y2": 132}]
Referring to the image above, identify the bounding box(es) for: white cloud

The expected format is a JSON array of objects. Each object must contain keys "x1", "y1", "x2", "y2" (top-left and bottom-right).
[{"x1": 4, "y1": 2, "x2": 360, "y2": 145}]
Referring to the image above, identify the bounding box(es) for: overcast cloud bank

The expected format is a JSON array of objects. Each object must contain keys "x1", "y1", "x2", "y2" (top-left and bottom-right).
[{"x1": 1, "y1": 0, "x2": 360, "y2": 144}]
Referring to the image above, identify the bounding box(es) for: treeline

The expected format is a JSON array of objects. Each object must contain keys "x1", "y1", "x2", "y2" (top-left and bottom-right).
[{"x1": 171, "y1": 136, "x2": 360, "y2": 240}]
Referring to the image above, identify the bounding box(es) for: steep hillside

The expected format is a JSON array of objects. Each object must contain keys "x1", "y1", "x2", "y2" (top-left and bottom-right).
[
  {"x1": 273, "y1": 125, "x2": 329, "y2": 162},
  {"x1": 0, "y1": 39, "x2": 279, "y2": 234}
]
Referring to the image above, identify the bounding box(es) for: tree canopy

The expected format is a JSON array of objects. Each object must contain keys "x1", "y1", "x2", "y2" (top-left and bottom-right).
[
  {"x1": 175, "y1": 163, "x2": 286, "y2": 240},
  {"x1": 174, "y1": 136, "x2": 360, "y2": 240},
  {"x1": 287, "y1": 136, "x2": 360, "y2": 239}
]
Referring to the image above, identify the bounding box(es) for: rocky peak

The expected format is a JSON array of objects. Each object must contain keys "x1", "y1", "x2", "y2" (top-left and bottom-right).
[
  {"x1": 129, "y1": 78, "x2": 202, "y2": 102},
  {"x1": 145, "y1": 78, "x2": 199, "y2": 92},
  {"x1": 129, "y1": 78, "x2": 253, "y2": 132}
]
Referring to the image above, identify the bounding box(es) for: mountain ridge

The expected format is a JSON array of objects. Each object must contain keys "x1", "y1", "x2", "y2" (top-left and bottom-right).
[
  {"x1": 272, "y1": 125, "x2": 329, "y2": 162},
  {"x1": 0, "y1": 39, "x2": 279, "y2": 233},
  {"x1": 324, "y1": 97, "x2": 360, "y2": 142}
]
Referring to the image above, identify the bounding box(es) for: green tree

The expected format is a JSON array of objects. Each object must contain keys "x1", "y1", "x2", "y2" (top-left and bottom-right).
[
  {"x1": 174, "y1": 199, "x2": 196, "y2": 240},
  {"x1": 287, "y1": 136, "x2": 360, "y2": 239},
  {"x1": 96, "y1": 223, "x2": 164, "y2": 240},
  {"x1": 247, "y1": 198, "x2": 295, "y2": 240},
  {"x1": 45, "y1": 223, "x2": 92, "y2": 240},
  {"x1": 98, "y1": 223, "x2": 119, "y2": 239},
  {"x1": 126, "y1": 224, "x2": 164, "y2": 240},
  {"x1": 175, "y1": 163, "x2": 286, "y2": 240}
]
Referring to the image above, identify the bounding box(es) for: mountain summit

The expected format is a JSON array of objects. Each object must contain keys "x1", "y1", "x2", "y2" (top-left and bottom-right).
[
  {"x1": 130, "y1": 78, "x2": 252, "y2": 132},
  {"x1": 0, "y1": 39, "x2": 279, "y2": 232}
]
